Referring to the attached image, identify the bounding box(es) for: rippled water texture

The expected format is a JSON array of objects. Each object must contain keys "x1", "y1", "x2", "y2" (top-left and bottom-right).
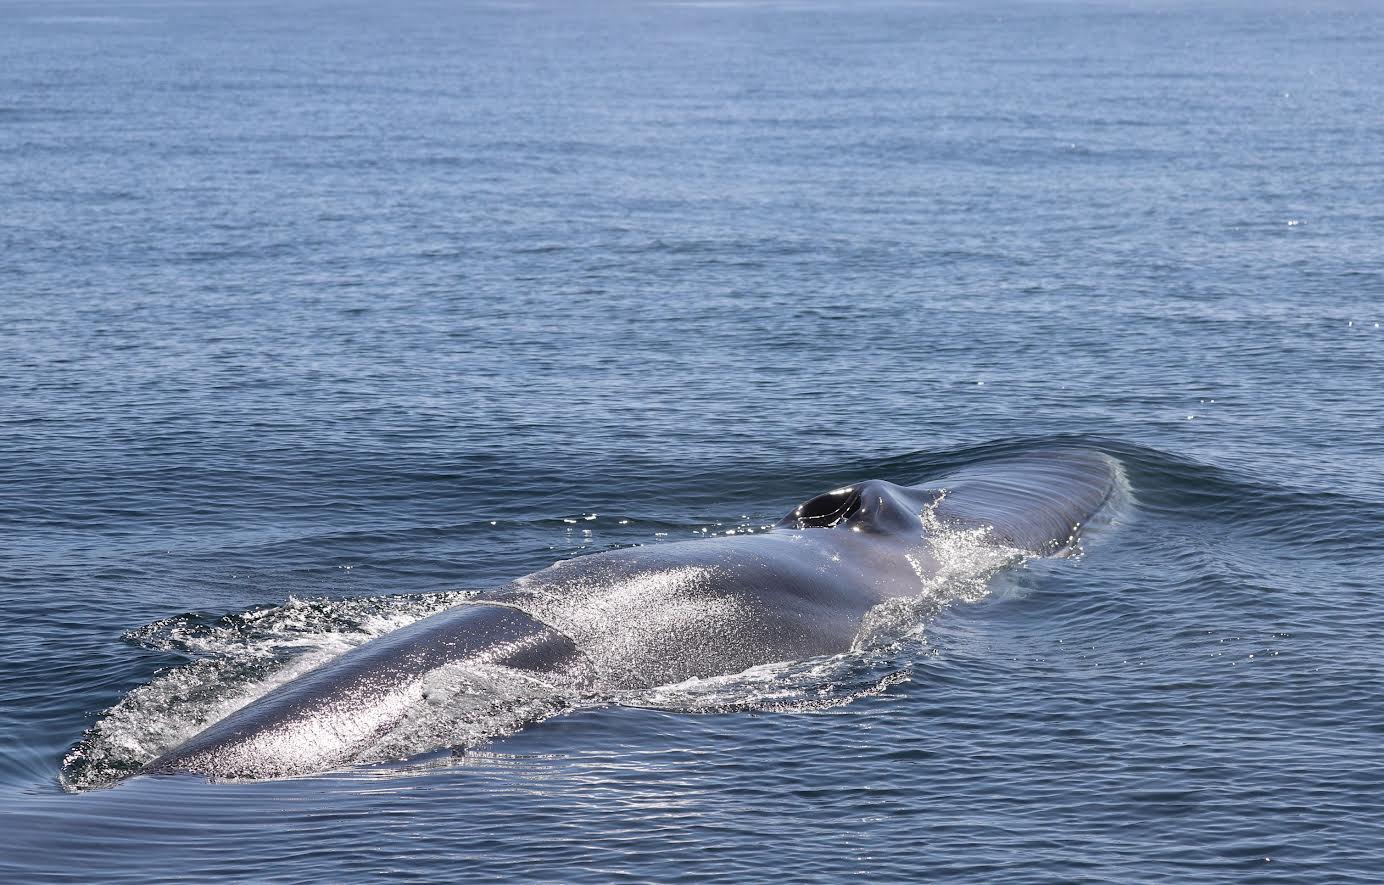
[{"x1": 4, "y1": 0, "x2": 1383, "y2": 881}]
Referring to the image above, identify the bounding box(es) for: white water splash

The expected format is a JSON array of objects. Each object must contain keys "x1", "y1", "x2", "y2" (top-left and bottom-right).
[
  {"x1": 623, "y1": 645, "x2": 917, "y2": 715},
  {"x1": 852, "y1": 493, "x2": 1026, "y2": 651}
]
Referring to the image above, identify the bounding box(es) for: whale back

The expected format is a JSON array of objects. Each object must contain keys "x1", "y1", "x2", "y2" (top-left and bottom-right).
[{"x1": 137, "y1": 447, "x2": 1123, "y2": 781}]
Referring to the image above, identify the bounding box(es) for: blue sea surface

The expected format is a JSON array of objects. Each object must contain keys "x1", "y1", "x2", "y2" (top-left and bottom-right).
[{"x1": 4, "y1": 0, "x2": 1384, "y2": 880}]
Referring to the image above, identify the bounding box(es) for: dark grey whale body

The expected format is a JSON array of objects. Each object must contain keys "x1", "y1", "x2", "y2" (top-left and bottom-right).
[{"x1": 145, "y1": 448, "x2": 1118, "y2": 780}]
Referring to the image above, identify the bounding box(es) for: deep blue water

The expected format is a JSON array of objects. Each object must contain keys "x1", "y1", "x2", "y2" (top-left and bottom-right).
[{"x1": 4, "y1": 0, "x2": 1384, "y2": 880}]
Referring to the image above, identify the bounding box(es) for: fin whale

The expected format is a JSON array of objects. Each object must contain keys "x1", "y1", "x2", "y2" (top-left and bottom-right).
[{"x1": 143, "y1": 448, "x2": 1118, "y2": 780}]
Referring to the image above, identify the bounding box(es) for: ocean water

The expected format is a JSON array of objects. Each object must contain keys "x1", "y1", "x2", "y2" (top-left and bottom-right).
[{"x1": 4, "y1": 0, "x2": 1384, "y2": 880}]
